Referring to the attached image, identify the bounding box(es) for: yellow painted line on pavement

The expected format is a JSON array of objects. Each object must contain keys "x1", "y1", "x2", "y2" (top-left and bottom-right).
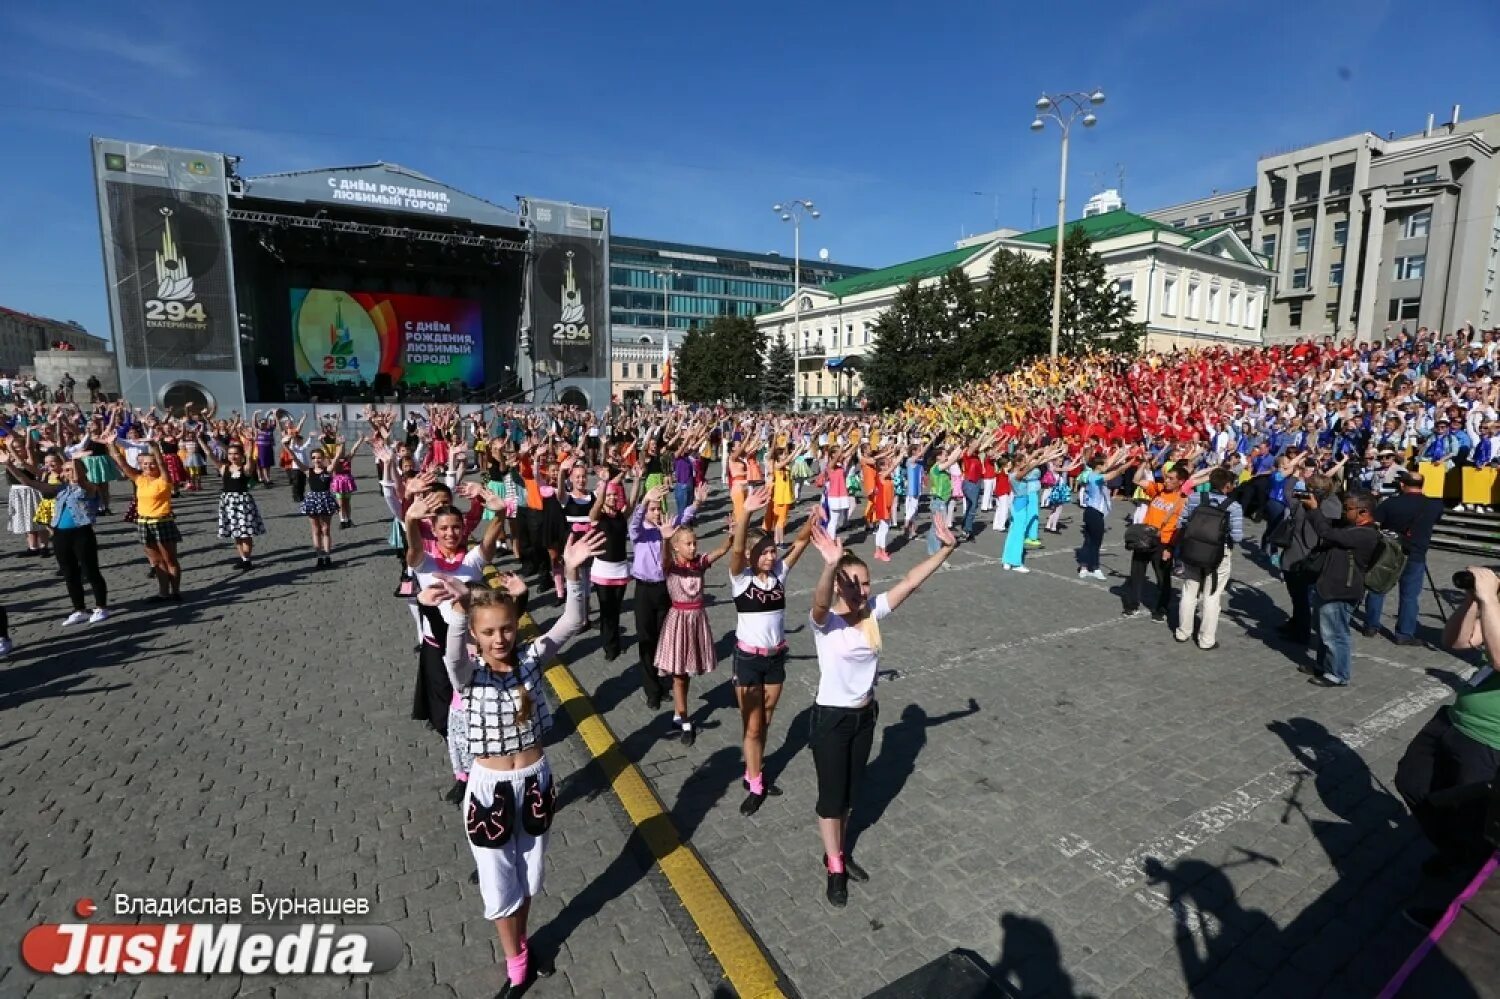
[{"x1": 525, "y1": 618, "x2": 788, "y2": 999}]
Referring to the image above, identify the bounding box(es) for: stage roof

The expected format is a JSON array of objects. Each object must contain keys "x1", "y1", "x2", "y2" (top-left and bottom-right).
[{"x1": 240, "y1": 162, "x2": 522, "y2": 230}]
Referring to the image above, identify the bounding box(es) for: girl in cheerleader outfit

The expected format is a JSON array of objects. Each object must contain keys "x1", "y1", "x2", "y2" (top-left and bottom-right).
[
  {"x1": 655, "y1": 523, "x2": 733, "y2": 747},
  {"x1": 430, "y1": 529, "x2": 602, "y2": 998},
  {"x1": 330, "y1": 436, "x2": 365, "y2": 529}
]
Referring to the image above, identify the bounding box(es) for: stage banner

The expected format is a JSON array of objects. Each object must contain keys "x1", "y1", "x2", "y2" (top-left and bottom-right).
[
  {"x1": 92, "y1": 139, "x2": 246, "y2": 410},
  {"x1": 289, "y1": 288, "x2": 484, "y2": 389},
  {"x1": 521, "y1": 198, "x2": 610, "y2": 408}
]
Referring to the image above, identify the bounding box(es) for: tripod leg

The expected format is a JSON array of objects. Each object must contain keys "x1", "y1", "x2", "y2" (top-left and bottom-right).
[{"x1": 1424, "y1": 563, "x2": 1449, "y2": 625}]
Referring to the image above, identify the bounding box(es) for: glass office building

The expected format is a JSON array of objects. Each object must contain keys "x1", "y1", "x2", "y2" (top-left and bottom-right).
[{"x1": 610, "y1": 235, "x2": 867, "y2": 346}]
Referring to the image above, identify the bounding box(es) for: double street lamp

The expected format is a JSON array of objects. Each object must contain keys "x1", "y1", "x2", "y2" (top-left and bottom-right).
[
  {"x1": 1030, "y1": 89, "x2": 1105, "y2": 359},
  {"x1": 773, "y1": 199, "x2": 819, "y2": 411}
]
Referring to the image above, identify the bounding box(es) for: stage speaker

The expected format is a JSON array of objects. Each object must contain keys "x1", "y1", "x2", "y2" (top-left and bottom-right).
[{"x1": 372, "y1": 372, "x2": 393, "y2": 397}]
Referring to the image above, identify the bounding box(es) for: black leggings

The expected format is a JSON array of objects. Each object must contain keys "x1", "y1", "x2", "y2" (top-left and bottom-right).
[
  {"x1": 595, "y1": 583, "x2": 626, "y2": 658},
  {"x1": 811, "y1": 701, "x2": 879, "y2": 818},
  {"x1": 632, "y1": 579, "x2": 669, "y2": 701},
  {"x1": 53, "y1": 526, "x2": 108, "y2": 612}
]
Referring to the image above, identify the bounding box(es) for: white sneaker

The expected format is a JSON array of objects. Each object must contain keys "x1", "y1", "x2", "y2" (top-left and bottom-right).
[
  {"x1": 1091, "y1": 569, "x2": 1108, "y2": 580},
  {"x1": 1010, "y1": 565, "x2": 1031, "y2": 574},
  {"x1": 89, "y1": 608, "x2": 111, "y2": 624},
  {"x1": 1078, "y1": 567, "x2": 1090, "y2": 578},
  {"x1": 0, "y1": 637, "x2": 11, "y2": 656},
  {"x1": 62, "y1": 611, "x2": 89, "y2": 627}
]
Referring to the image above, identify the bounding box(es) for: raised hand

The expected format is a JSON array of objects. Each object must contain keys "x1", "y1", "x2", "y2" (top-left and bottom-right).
[
  {"x1": 932, "y1": 515, "x2": 958, "y2": 549},
  {"x1": 563, "y1": 529, "x2": 607, "y2": 569},
  {"x1": 810, "y1": 521, "x2": 844, "y2": 566},
  {"x1": 743, "y1": 485, "x2": 771, "y2": 514}
]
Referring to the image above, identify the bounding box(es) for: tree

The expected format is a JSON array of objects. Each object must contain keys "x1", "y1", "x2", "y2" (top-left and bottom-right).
[
  {"x1": 674, "y1": 326, "x2": 718, "y2": 403},
  {"x1": 1056, "y1": 226, "x2": 1146, "y2": 355},
  {"x1": 673, "y1": 316, "x2": 765, "y2": 405},
  {"x1": 982, "y1": 248, "x2": 1053, "y2": 370},
  {"x1": 862, "y1": 279, "x2": 946, "y2": 410},
  {"x1": 763, "y1": 333, "x2": 793, "y2": 409}
]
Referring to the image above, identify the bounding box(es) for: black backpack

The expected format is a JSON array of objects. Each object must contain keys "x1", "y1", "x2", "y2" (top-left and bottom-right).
[{"x1": 1177, "y1": 500, "x2": 1230, "y2": 572}]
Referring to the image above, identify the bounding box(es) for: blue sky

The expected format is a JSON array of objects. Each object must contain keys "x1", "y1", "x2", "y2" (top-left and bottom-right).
[{"x1": 2, "y1": 0, "x2": 1498, "y2": 343}]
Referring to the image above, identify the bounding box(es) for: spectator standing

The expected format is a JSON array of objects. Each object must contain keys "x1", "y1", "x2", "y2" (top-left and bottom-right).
[
  {"x1": 1298, "y1": 490, "x2": 1382, "y2": 688},
  {"x1": 1361, "y1": 470, "x2": 1443, "y2": 645},
  {"x1": 1173, "y1": 467, "x2": 1245, "y2": 650}
]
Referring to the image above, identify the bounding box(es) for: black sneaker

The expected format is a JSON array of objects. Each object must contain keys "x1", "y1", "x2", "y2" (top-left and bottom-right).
[
  {"x1": 740, "y1": 791, "x2": 766, "y2": 816},
  {"x1": 1308, "y1": 675, "x2": 1349, "y2": 688},
  {"x1": 1297, "y1": 662, "x2": 1321, "y2": 677},
  {"x1": 826, "y1": 871, "x2": 848, "y2": 908},
  {"x1": 823, "y1": 854, "x2": 869, "y2": 882},
  {"x1": 742, "y1": 777, "x2": 783, "y2": 797},
  {"x1": 645, "y1": 692, "x2": 662, "y2": 711},
  {"x1": 1151, "y1": 610, "x2": 1167, "y2": 623},
  {"x1": 680, "y1": 724, "x2": 696, "y2": 748}
]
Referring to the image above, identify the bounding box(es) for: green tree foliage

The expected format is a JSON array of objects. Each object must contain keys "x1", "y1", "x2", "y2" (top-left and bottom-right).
[
  {"x1": 674, "y1": 316, "x2": 766, "y2": 405},
  {"x1": 763, "y1": 333, "x2": 794, "y2": 409},
  {"x1": 862, "y1": 228, "x2": 1141, "y2": 406}
]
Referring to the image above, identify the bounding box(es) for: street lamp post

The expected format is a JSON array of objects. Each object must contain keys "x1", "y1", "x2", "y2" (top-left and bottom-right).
[
  {"x1": 1030, "y1": 89, "x2": 1105, "y2": 359},
  {"x1": 774, "y1": 199, "x2": 819, "y2": 411}
]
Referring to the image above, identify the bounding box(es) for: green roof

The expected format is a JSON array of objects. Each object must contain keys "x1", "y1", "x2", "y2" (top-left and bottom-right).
[
  {"x1": 819, "y1": 244, "x2": 980, "y2": 298},
  {"x1": 1010, "y1": 208, "x2": 1185, "y2": 246}
]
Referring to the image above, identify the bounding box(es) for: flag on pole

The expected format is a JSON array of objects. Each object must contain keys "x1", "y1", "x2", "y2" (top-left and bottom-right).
[{"x1": 661, "y1": 357, "x2": 672, "y2": 396}]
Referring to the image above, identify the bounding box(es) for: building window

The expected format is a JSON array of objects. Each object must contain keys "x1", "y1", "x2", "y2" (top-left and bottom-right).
[
  {"x1": 1387, "y1": 297, "x2": 1421, "y2": 321},
  {"x1": 1404, "y1": 208, "x2": 1432, "y2": 239},
  {"x1": 815, "y1": 373, "x2": 824, "y2": 394},
  {"x1": 1186, "y1": 281, "x2": 1201, "y2": 319},
  {"x1": 1161, "y1": 275, "x2": 1177, "y2": 315},
  {"x1": 1228, "y1": 290, "x2": 1241, "y2": 326},
  {"x1": 1208, "y1": 286, "x2": 1221, "y2": 322},
  {"x1": 1116, "y1": 277, "x2": 1134, "y2": 301},
  {"x1": 1288, "y1": 301, "x2": 1303, "y2": 329},
  {"x1": 862, "y1": 322, "x2": 871, "y2": 344},
  {"x1": 1332, "y1": 219, "x2": 1348, "y2": 247},
  {"x1": 1171, "y1": 219, "x2": 1186, "y2": 228},
  {"x1": 1261, "y1": 233, "x2": 1278, "y2": 265},
  {"x1": 1329, "y1": 262, "x2": 1344, "y2": 287},
  {"x1": 635, "y1": 363, "x2": 644, "y2": 378},
  {"x1": 1294, "y1": 227, "x2": 1312, "y2": 253},
  {"x1": 1292, "y1": 266, "x2": 1309, "y2": 290},
  {"x1": 1245, "y1": 294, "x2": 1260, "y2": 327},
  {"x1": 650, "y1": 364, "x2": 659, "y2": 379},
  {"x1": 1221, "y1": 209, "x2": 1237, "y2": 219},
  {"x1": 1404, "y1": 167, "x2": 1439, "y2": 185},
  {"x1": 1195, "y1": 214, "x2": 1212, "y2": 225},
  {"x1": 1393, "y1": 255, "x2": 1426, "y2": 280}
]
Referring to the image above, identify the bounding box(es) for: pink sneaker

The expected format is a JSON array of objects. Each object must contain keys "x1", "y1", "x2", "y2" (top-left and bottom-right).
[{"x1": 874, "y1": 548, "x2": 891, "y2": 562}]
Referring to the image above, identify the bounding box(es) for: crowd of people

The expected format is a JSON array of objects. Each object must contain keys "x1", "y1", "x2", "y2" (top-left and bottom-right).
[{"x1": 3, "y1": 325, "x2": 1498, "y2": 991}]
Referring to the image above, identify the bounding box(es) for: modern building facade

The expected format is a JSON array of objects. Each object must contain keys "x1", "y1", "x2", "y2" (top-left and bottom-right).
[
  {"x1": 753, "y1": 209, "x2": 1273, "y2": 408},
  {"x1": 0, "y1": 306, "x2": 109, "y2": 374},
  {"x1": 1146, "y1": 107, "x2": 1500, "y2": 342},
  {"x1": 608, "y1": 235, "x2": 866, "y2": 402}
]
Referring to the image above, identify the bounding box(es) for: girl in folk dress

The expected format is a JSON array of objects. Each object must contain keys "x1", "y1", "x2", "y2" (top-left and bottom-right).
[
  {"x1": 210, "y1": 438, "x2": 266, "y2": 570},
  {"x1": 330, "y1": 435, "x2": 365, "y2": 529},
  {"x1": 5, "y1": 435, "x2": 47, "y2": 556},
  {"x1": 286, "y1": 446, "x2": 340, "y2": 568},
  {"x1": 654, "y1": 520, "x2": 733, "y2": 747}
]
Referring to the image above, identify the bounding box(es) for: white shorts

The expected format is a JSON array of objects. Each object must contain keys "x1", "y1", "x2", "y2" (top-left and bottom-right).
[{"x1": 464, "y1": 756, "x2": 552, "y2": 919}]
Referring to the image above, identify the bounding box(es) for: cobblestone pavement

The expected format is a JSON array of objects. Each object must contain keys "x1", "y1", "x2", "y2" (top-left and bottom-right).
[
  {"x1": 0, "y1": 473, "x2": 717, "y2": 999},
  {"x1": 1, "y1": 468, "x2": 1485, "y2": 998},
  {"x1": 558, "y1": 490, "x2": 1483, "y2": 999}
]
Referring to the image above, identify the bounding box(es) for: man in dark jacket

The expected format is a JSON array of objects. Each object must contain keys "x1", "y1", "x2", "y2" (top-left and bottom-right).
[
  {"x1": 1299, "y1": 490, "x2": 1381, "y2": 687},
  {"x1": 1277, "y1": 473, "x2": 1339, "y2": 643},
  {"x1": 1361, "y1": 471, "x2": 1443, "y2": 645}
]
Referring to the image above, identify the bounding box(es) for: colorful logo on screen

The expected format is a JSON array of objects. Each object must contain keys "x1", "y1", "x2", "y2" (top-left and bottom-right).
[{"x1": 290, "y1": 289, "x2": 483, "y2": 388}]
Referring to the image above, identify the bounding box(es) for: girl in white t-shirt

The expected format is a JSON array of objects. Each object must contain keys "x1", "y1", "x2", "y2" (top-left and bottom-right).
[
  {"x1": 806, "y1": 513, "x2": 957, "y2": 907},
  {"x1": 731, "y1": 486, "x2": 815, "y2": 816}
]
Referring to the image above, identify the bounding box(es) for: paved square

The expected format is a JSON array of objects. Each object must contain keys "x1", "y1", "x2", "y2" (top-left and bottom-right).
[{"x1": 0, "y1": 468, "x2": 1482, "y2": 998}]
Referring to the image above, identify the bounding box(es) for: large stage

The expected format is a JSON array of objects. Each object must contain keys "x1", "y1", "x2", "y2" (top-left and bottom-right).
[{"x1": 91, "y1": 141, "x2": 612, "y2": 412}]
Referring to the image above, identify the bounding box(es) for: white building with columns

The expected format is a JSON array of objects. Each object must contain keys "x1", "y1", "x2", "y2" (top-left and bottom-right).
[{"x1": 754, "y1": 209, "x2": 1273, "y2": 409}]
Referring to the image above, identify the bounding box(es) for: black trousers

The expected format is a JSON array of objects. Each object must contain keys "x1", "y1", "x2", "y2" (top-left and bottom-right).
[
  {"x1": 811, "y1": 701, "x2": 879, "y2": 818},
  {"x1": 287, "y1": 467, "x2": 306, "y2": 502},
  {"x1": 1125, "y1": 548, "x2": 1172, "y2": 613},
  {"x1": 632, "y1": 579, "x2": 669, "y2": 701},
  {"x1": 1283, "y1": 565, "x2": 1314, "y2": 640},
  {"x1": 596, "y1": 583, "x2": 626, "y2": 659},
  {"x1": 517, "y1": 507, "x2": 546, "y2": 578},
  {"x1": 53, "y1": 526, "x2": 107, "y2": 612},
  {"x1": 1395, "y1": 707, "x2": 1500, "y2": 866}
]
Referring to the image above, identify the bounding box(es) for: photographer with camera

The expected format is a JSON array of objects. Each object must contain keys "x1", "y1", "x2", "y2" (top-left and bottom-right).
[
  {"x1": 1392, "y1": 565, "x2": 1500, "y2": 928},
  {"x1": 1361, "y1": 469, "x2": 1443, "y2": 645}
]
